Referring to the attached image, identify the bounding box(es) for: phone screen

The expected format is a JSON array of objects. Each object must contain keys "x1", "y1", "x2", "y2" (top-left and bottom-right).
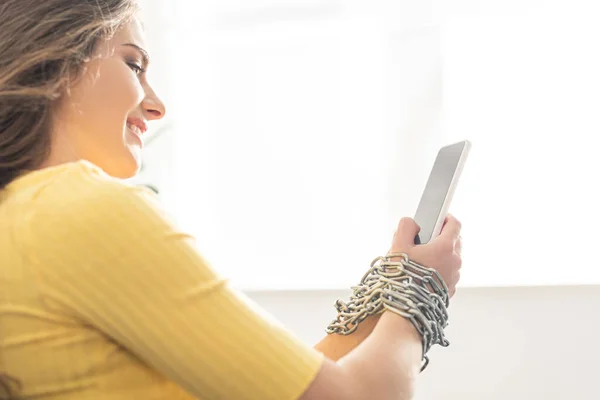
[{"x1": 414, "y1": 141, "x2": 468, "y2": 244}]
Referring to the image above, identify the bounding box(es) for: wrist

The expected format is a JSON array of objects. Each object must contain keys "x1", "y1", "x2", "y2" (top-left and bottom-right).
[
  {"x1": 326, "y1": 253, "x2": 450, "y2": 371},
  {"x1": 379, "y1": 311, "x2": 422, "y2": 347}
]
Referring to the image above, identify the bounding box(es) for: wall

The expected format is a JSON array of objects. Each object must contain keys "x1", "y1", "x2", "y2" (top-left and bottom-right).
[{"x1": 246, "y1": 285, "x2": 600, "y2": 399}]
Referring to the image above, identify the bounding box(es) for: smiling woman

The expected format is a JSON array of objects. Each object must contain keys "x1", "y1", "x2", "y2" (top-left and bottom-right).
[
  {"x1": 0, "y1": 0, "x2": 163, "y2": 188},
  {"x1": 40, "y1": 16, "x2": 165, "y2": 178},
  {"x1": 0, "y1": 1, "x2": 463, "y2": 399}
]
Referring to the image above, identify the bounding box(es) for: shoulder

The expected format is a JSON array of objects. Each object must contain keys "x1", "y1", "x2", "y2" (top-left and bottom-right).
[
  {"x1": 23, "y1": 161, "x2": 167, "y2": 249},
  {"x1": 47, "y1": 160, "x2": 153, "y2": 205},
  {"x1": 38, "y1": 160, "x2": 155, "y2": 208}
]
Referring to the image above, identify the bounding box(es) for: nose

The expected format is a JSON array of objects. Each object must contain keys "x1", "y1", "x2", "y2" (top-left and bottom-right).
[{"x1": 141, "y1": 88, "x2": 166, "y2": 121}]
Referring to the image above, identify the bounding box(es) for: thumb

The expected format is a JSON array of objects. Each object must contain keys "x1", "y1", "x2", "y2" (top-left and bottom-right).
[{"x1": 392, "y1": 217, "x2": 421, "y2": 251}]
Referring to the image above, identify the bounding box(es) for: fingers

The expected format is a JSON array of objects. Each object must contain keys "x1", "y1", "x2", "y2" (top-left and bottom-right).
[
  {"x1": 449, "y1": 268, "x2": 461, "y2": 297},
  {"x1": 392, "y1": 217, "x2": 420, "y2": 250},
  {"x1": 455, "y1": 235, "x2": 462, "y2": 256},
  {"x1": 439, "y1": 214, "x2": 461, "y2": 239}
]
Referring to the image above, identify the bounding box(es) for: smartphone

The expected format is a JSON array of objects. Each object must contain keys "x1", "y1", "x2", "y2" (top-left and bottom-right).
[{"x1": 413, "y1": 140, "x2": 471, "y2": 245}]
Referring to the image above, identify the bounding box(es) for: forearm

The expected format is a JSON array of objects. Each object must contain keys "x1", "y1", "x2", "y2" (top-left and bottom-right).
[
  {"x1": 313, "y1": 314, "x2": 382, "y2": 361},
  {"x1": 311, "y1": 312, "x2": 422, "y2": 400},
  {"x1": 339, "y1": 312, "x2": 422, "y2": 399}
]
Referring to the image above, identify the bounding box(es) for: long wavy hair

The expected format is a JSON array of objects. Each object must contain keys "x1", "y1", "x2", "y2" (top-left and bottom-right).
[
  {"x1": 0, "y1": 0, "x2": 140, "y2": 397},
  {"x1": 0, "y1": 0, "x2": 140, "y2": 190}
]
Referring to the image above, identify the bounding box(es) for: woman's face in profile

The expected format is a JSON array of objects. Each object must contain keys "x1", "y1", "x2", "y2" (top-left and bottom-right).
[{"x1": 52, "y1": 17, "x2": 166, "y2": 178}]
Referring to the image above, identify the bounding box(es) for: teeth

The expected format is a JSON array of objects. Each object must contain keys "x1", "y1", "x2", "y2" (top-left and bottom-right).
[{"x1": 127, "y1": 123, "x2": 140, "y2": 135}]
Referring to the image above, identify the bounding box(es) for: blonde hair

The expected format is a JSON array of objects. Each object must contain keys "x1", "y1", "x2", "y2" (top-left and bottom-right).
[
  {"x1": 0, "y1": 0, "x2": 140, "y2": 190},
  {"x1": 0, "y1": 1, "x2": 141, "y2": 396}
]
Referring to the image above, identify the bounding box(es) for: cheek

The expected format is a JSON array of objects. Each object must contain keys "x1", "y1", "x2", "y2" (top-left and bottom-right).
[
  {"x1": 119, "y1": 73, "x2": 145, "y2": 109},
  {"x1": 73, "y1": 60, "x2": 144, "y2": 126},
  {"x1": 98, "y1": 64, "x2": 144, "y2": 114}
]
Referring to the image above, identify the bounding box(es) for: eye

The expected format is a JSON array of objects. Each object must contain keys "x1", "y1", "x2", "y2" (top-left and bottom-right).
[{"x1": 126, "y1": 61, "x2": 146, "y2": 75}]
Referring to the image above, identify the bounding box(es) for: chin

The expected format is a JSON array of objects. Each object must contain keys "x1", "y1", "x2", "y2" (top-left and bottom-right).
[
  {"x1": 121, "y1": 155, "x2": 143, "y2": 179},
  {"x1": 100, "y1": 152, "x2": 142, "y2": 179}
]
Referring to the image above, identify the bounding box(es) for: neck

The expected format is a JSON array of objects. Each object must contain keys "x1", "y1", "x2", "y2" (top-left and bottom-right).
[{"x1": 39, "y1": 122, "x2": 81, "y2": 170}]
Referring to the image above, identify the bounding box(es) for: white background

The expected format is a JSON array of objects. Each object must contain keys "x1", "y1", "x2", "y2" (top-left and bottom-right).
[
  {"x1": 135, "y1": 4, "x2": 600, "y2": 399},
  {"x1": 248, "y1": 285, "x2": 600, "y2": 400},
  {"x1": 139, "y1": 0, "x2": 600, "y2": 290}
]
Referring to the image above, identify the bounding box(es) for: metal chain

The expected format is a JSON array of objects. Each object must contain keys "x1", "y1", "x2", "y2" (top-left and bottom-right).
[{"x1": 326, "y1": 253, "x2": 450, "y2": 371}]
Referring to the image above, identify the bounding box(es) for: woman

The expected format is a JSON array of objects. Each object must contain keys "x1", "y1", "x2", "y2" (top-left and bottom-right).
[{"x1": 0, "y1": 1, "x2": 462, "y2": 399}]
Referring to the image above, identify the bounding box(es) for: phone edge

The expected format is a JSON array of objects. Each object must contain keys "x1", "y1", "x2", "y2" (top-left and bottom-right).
[{"x1": 429, "y1": 139, "x2": 472, "y2": 240}]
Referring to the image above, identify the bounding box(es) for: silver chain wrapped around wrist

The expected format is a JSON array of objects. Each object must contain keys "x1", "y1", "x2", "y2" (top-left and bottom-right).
[{"x1": 326, "y1": 253, "x2": 450, "y2": 371}]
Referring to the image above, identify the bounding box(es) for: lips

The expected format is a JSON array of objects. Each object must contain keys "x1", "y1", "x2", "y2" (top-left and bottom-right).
[
  {"x1": 126, "y1": 123, "x2": 142, "y2": 137},
  {"x1": 126, "y1": 117, "x2": 148, "y2": 136}
]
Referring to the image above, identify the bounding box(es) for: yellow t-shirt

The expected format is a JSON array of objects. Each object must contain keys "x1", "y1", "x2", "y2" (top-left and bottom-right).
[{"x1": 0, "y1": 161, "x2": 323, "y2": 400}]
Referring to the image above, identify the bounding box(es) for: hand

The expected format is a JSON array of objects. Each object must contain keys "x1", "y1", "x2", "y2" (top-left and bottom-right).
[{"x1": 388, "y1": 215, "x2": 462, "y2": 297}]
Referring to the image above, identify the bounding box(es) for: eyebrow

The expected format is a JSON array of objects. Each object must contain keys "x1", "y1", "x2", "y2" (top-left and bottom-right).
[{"x1": 121, "y1": 43, "x2": 150, "y2": 66}]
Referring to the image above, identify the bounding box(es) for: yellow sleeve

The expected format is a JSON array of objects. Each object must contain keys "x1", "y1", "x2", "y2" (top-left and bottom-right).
[{"x1": 31, "y1": 176, "x2": 323, "y2": 400}]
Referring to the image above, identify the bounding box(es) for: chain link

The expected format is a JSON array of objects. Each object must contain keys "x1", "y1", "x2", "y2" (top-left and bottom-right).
[{"x1": 326, "y1": 253, "x2": 450, "y2": 371}]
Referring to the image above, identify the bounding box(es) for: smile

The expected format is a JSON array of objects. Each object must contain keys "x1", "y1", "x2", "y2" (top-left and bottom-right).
[{"x1": 126, "y1": 123, "x2": 142, "y2": 136}]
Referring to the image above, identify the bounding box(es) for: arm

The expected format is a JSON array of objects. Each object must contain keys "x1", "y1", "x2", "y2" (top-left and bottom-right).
[
  {"x1": 313, "y1": 315, "x2": 381, "y2": 361},
  {"x1": 33, "y1": 178, "x2": 422, "y2": 400},
  {"x1": 302, "y1": 312, "x2": 421, "y2": 400},
  {"x1": 315, "y1": 215, "x2": 463, "y2": 370}
]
